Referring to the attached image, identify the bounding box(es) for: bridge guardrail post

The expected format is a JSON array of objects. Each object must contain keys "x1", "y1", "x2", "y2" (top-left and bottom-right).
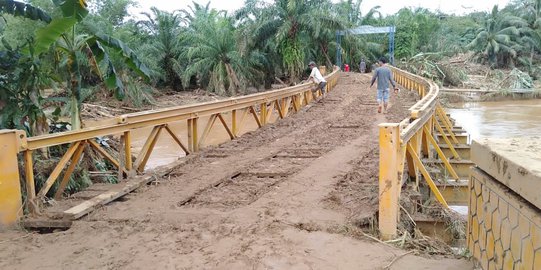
[
  {"x1": 378, "y1": 123, "x2": 401, "y2": 240},
  {"x1": 0, "y1": 130, "x2": 26, "y2": 227}
]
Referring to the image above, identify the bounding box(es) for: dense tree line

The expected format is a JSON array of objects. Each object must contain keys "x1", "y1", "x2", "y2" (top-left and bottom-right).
[{"x1": 1, "y1": 0, "x2": 540, "y2": 135}]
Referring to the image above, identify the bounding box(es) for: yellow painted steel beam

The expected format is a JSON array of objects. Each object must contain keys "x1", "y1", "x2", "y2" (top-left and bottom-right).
[
  {"x1": 54, "y1": 141, "x2": 87, "y2": 200},
  {"x1": 249, "y1": 106, "x2": 263, "y2": 128},
  {"x1": 440, "y1": 144, "x2": 471, "y2": 160},
  {"x1": 275, "y1": 99, "x2": 285, "y2": 119},
  {"x1": 216, "y1": 113, "x2": 235, "y2": 140},
  {"x1": 265, "y1": 102, "x2": 274, "y2": 123},
  {"x1": 88, "y1": 139, "x2": 129, "y2": 176},
  {"x1": 187, "y1": 119, "x2": 194, "y2": 152},
  {"x1": 406, "y1": 143, "x2": 449, "y2": 208},
  {"x1": 292, "y1": 95, "x2": 301, "y2": 112},
  {"x1": 260, "y1": 103, "x2": 268, "y2": 126},
  {"x1": 231, "y1": 109, "x2": 238, "y2": 136},
  {"x1": 37, "y1": 141, "x2": 82, "y2": 198},
  {"x1": 437, "y1": 133, "x2": 469, "y2": 144},
  {"x1": 199, "y1": 114, "x2": 218, "y2": 148},
  {"x1": 135, "y1": 125, "x2": 164, "y2": 172},
  {"x1": 436, "y1": 180, "x2": 469, "y2": 205},
  {"x1": 124, "y1": 131, "x2": 132, "y2": 171},
  {"x1": 24, "y1": 150, "x2": 36, "y2": 214},
  {"x1": 164, "y1": 124, "x2": 190, "y2": 154},
  {"x1": 191, "y1": 118, "x2": 199, "y2": 152},
  {"x1": 0, "y1": 130, "x2": 24, "y2": 226},
  {"x1": 134, "y1": 126, "x2": 161, "y2": 171},
  {"x1": 434, "y1": 119, "x2": 461, "y2": 160},
  {"x1": 436, "y1": 105, "x2": 459, "y2": 144},
  {"x1": 280, "y1": 98, "x2": 289, "y2": 118},
  {"x1": 378, "y1": 123, "x2": 401, "y2": 241},
  {"x1": 22, "y1": 69, "x2": 340, "y2": 151},
  {"x1": 236, "y1": 108, "x2": 249, "y2": 136},
  {"x1": 423, "y1": 126, "x2": 460, "y2": 181},
  {"x1": 421, "y1": 119, "x2": 432, "y2": 157}
]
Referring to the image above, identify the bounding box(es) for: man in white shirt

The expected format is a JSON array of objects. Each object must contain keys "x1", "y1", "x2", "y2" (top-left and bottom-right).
[{"x1": 308, "y1": 61, "x2": 327, "y2": 98}]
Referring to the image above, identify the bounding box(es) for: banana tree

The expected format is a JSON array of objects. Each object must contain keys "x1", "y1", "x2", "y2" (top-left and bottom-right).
[{"x1": 1, "y1": 0, "x2": 150, "y2": 130}]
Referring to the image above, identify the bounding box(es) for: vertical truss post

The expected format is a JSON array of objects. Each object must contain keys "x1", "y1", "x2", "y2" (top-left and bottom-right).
[
  {"x1": 378, "y1": 123, "x2": 401, "y2": 240},
  {"x1": 0, "y1": 130, "x2": 25, "y2": 227}
]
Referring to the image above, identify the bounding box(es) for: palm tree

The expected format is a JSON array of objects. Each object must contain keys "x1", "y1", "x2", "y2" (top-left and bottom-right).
[
  {"x1": 247, "y1": 0, "x2": 344, "y2": 82},
  {"x1": 180, "y1": 4, "x2": 264, "y2": 95},
  {"x1": 468, "y1": 5, "x2": 527, "y2": 67},
  {"x1": 335, "y1": 0, "x2": 381, "y2": 27},
  {"x1": 516, "y1": 0, "x2": 541, "y2": 71},
  {"x1": 137, "y1": 7, "x2": 184, "y2": 90},
  {"x1": 334, "y1": 0, "x2": 383, "y2": 66}
]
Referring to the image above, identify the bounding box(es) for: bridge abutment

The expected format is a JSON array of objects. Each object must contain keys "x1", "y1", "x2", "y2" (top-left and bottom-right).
[{"x1": 468, "y1": 138, "x2": 541, "y2": 269}]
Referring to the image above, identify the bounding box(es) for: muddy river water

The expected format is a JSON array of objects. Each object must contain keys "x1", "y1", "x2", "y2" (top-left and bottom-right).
[
  {"x1": 128, "y1": 111, "x2": 278, "y2": 169},
  {"x1": 448, "y1": 99, "x2": 541, "y2": 140}
]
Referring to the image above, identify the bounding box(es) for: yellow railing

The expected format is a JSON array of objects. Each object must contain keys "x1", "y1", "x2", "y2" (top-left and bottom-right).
[
  {"x1": 0, "y1": 67, "x2": 340, "y2": 225},
  {"x1": 378, "y1": 66, "x2": 464, "y2": 240}
]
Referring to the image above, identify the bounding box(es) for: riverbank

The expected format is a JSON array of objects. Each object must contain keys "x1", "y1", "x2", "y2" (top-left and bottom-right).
[{"x1": 441, "y1": 90, "x2": 541, "y2": 105}]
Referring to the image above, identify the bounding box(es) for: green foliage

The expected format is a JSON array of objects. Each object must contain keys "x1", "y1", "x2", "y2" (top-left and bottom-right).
[
  {"x1": 0, "y1": 0, "x2": 51, "y2": 22},
  {"x1": 391, "y1": 8, "x2": 441, "y2": 60},
  {"x1": 467, "y1": 5, "x2": 527, "y2": 67},
  {"x1": 34, "y1": 17, "x2": 77, "y2": 55},
  {"x1": 52, "y1": 0, "x2": 88, "y2": 21},
  {"x1": 181, "y1": 10, "x2": 264, "y2": 95},
  {"x1": 136, "y1": 7, "x2": 184, "y2": 90},
  {"x1": 1, "y1": 0, "x2": 151, "y2": 129},
  {"x1": 0, "y1": 40, "x2": 51, "y2": 135},
  {"x1": 2, "y1": 0, "x2": 541, "y2": 135}
]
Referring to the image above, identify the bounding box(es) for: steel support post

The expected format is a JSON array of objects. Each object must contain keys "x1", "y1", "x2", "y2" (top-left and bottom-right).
[
  {"x1": 378, "y1": 123, "x2": 401, "y2": 240},
  {"x1": 0, "y1": 130, "x2": 25, "y2": 227}
]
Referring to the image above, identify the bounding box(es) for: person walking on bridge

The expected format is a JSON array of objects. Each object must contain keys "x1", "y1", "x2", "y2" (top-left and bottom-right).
[
  {"x1": 370, "y1": 57, "x2": 398, "y2": 114},
  {"x1": 359, "y1": 58, "x2": 366, "y2": 73},
  {"x1": 308, "y1": 61, "x2": 327, "y2": 99}
]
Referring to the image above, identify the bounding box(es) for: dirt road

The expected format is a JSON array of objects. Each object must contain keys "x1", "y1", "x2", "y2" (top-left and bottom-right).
[{"x1": 0, "y1": 73, "x2": 472, "y2": 270}]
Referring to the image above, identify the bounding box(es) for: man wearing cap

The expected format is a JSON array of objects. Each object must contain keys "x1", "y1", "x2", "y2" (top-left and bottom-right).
[
  {"x1": 308, "y1": 61, "x2": 327, "y2": 99},
  {"x1": 370, "y1": 57, "x2": 398, "y2": 113}
]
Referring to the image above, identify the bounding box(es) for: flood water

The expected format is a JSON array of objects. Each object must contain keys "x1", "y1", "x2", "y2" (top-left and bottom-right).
[
  {"x1": 448, "y1": 99, "x2": 541, "y2": 140},
  {"x1": 84, "y1": 103, "x2": 284, "y2": 170},
  {"x1": 129, "y1": 111, "x2": 279, "y2": 169}
]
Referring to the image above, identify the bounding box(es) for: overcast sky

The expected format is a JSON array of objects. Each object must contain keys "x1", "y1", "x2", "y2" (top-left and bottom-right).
[{"x1": 132, "y1": 0, "x2": 512, "y2": 17}]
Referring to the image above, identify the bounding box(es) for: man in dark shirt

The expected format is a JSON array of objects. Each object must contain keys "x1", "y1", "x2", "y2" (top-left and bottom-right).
[{"x1": 370, "y1": 57, "x2": 398, "y2": 113}]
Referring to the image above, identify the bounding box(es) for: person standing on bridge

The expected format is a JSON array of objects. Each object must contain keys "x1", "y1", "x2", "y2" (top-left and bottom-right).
[
  {"x1": 359, "y1": 58, "x2": 366, "y2": 73},
  {"x1": 370, "y1": 57, "x2": 398, "y2": 114},
  {"x1": 308, "y1": 61, "x2": 327, "y2": 99}
]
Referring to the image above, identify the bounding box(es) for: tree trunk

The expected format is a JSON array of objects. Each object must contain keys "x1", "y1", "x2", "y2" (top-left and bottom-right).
[
  {"x1": 225, "y1": 63, "x2": 241, "y2": 95},
  {"x1": 321, "y1": 43, "x2": 333, "y2": 68},
  {"x1": 69, "y1": 52, "x2": 82, "y2": 130},
  {"x1": 70, "y1": 95, "x2": 81, "y2": 130}
]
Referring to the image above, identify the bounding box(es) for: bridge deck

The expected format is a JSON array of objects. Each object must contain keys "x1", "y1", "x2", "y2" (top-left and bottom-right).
[{"x1": 0, "y1": 73, "x2": 470, "y2": 269}]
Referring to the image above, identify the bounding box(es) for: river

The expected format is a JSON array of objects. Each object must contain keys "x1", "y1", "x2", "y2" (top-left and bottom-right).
[{"x1": 448, "y1": 99, "x2": 541, "y2": 140}]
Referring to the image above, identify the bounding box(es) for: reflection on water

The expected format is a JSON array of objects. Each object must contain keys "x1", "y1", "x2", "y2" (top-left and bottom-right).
[{"x1": 448, "y1": 99, "x2": 541, "y2": 140}]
